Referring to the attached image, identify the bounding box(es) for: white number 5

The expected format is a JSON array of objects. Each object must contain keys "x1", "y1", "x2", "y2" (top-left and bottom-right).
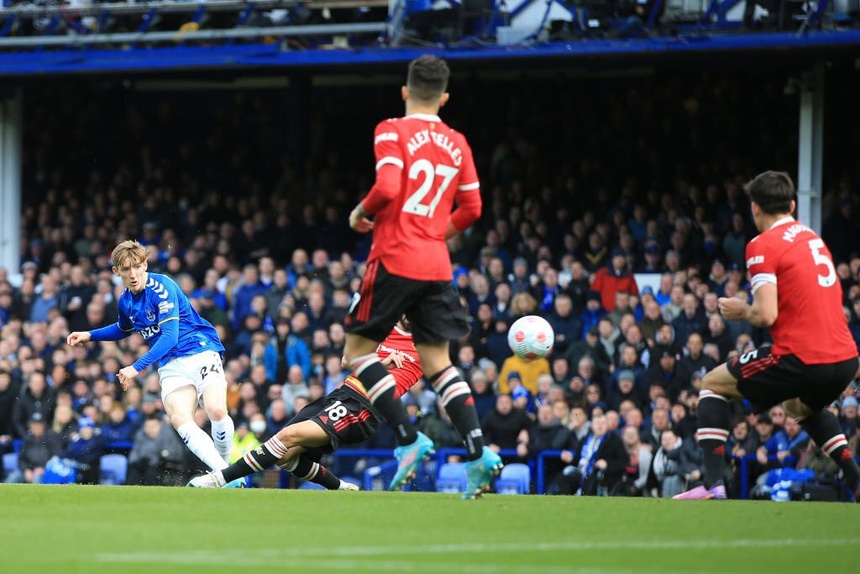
[
  {"x1": 402, "y1": 159, "x2": 458, "y2": 218},
  {"x1": 808, "y1": 238, "x2": 836, "y2": 287}
]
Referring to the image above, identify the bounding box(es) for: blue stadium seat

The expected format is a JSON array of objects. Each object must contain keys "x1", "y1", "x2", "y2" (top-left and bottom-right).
[
  {"x1": 3, "y1": 452, "x2": 17, "y2": 477},
  {"x1": 298, "y1": 481, "x2": 326, "y2": 490},
  {"x1": 98, "y1": 454, "x2": 128, "y2": 485},
  {"x1": 435, "y1": 462, "x2": 467, "y2": 493},
  {"x1": 495, "y1": 463, "x2": 530, "y2": 495}
]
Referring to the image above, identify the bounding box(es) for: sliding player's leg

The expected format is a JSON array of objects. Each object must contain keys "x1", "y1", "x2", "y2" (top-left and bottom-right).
[
  {"x1": 276, "y1": 448, "x2": 359, "y2": 491},
  {"x1": 189, "y1": 419, "x2": 327, "y2": 487},
  {"x1": 190, "y1": 385, "x2": 376, "y2": 489},
  {"x1": 273, "y1": 382, "x2": 380, "y2": 491}
]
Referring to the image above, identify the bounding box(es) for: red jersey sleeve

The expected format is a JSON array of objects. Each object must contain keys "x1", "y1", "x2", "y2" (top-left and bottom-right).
[
  {"x1": 745, "y1": 236, "x2": 778, "y2": 295},
  {"x1": 376, "y1": 327, "x2": 424, "y2": 398},
  {"x1": 362, "y1": 120, "x2": 405, "y2": 216}
]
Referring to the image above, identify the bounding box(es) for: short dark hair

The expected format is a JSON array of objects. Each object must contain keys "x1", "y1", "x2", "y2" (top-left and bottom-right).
[
  {"x1": 407, "y1": 55, "x2": 449, "y2": 103},
  {"x1": 745, "y1": 171, "x2": 795, "y2": 215}
]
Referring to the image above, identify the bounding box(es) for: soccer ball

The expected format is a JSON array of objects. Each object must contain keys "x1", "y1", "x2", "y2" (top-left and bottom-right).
[{"x1": 507, "y1": 315, "x2": 554, "y2": 362}]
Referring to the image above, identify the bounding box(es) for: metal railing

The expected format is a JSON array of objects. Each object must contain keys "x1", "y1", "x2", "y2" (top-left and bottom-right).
[{"x1": 0, "y1": 0, "x2": 390, "y2": 48}]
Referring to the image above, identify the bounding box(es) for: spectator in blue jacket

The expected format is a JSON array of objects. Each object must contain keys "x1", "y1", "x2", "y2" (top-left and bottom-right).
[
  {"x1": 548, "y1": 294, "x2": 582, "y2": 355},
  {"x1": 756, "y1": 416, "x2": 810, "y2": 469},
  {"x1": 100, "y1": 403, "x2": 137, "y2": 444},
  {"x1": 63, "y1": 417, "x2": 107, "y2": 485},
  {"x1": 232, "y1": 264, "x2": 270, "y2": 331},
  {"x1": 579, "y1": 292, "x2": 607, "y2": 339},
  {"x1": 264, "y1": 318, "x2": 311, "y2": 383}
]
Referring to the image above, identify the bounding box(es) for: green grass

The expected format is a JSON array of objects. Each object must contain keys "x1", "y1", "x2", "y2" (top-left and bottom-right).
[{"x1": 1, "y1": 485, "x2": 858, "y2": 574}]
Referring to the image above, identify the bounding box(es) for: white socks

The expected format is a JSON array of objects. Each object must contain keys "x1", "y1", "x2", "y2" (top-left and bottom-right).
[
  {"x1": 177, "y1": 421, "x2": 229, "y2": 471},
  {"x1": 210, "y1": 416, "x2": 235, "y2": 464}
]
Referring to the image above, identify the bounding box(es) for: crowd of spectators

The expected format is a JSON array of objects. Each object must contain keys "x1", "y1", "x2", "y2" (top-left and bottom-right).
[{"x1": 1, "y1": 70, "x2": 859, "y2": 496}]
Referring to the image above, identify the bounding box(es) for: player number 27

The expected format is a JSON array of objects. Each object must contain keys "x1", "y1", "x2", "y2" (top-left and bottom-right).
[
  {"x1": 402, "y1": 159, "x2": 458, "y2": 218},
  {"x1": 808, "y1": 238, "x2": 836, "y2": 288}
]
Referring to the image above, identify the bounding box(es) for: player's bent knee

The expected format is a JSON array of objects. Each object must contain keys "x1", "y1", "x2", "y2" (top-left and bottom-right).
[
  {"x1": 206, "y1": 406, "x2": 227, "y2": 421},
  {"x1": 170, "y1": 413, "x2": 192, "y2": 429},
  {"x1": 278, "y1": 426, "x2": 300, "y2": 447}
]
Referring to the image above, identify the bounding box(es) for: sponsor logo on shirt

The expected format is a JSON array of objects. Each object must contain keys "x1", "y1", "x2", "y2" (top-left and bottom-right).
[
  {"x1": 746, "y1": 255, "x2": 764, "y2": 267},
  {"x1": 140, "y1": 325, "x2": 160, "y2": 340},
  {"x1": 158, "y1": 301, "x2": 174, "y2": 315},
  {"x1": 374, "y1": 132, "x2": 398, "y2": 145}
]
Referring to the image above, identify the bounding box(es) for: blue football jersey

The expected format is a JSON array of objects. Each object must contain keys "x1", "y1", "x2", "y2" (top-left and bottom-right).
[{"x1": 117, "y1": 272, "x2": 225, "y2": 366}]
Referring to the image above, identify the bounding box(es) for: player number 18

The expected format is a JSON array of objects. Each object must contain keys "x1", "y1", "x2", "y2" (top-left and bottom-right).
[
  {"x1": 324, "y1": 400, "x2": 348, "y2": 421},
  {"x1": 808, "y1": 238, "x2": 836, "y2": 288},
  {"x1": 402, "y1": 159, "x2": 459, "y2": 218}
]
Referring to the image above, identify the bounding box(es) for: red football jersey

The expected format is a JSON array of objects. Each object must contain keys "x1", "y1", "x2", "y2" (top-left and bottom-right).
[
  {"x1": 746, "y1": 217, "x2": 857, "y2": 364},
  {"x1": 361, "y1": 114, "x2": 481, "y2": 281},
  {"x1": 375, "y1": 325, "x2": 424, "y2": 398}
]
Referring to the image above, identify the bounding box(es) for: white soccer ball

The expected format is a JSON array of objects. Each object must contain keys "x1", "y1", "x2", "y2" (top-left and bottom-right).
[{"x1": 507, "y1": 315, "x2": 554, "y2": 362}]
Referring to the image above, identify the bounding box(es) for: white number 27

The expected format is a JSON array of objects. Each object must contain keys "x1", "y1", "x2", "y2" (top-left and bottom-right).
[
  {"x1": 808, "y1": 238, "x2": 836, "y2": 287},
  {"x1": 402, "y1": 159, "x2": 458, "y2": 218}
]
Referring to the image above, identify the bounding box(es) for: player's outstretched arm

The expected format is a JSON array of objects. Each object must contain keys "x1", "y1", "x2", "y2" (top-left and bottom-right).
[
  {"x1": 66, "y1": 331, "x2": 92, "y2": 347},
  {"x1": 91, "y1": 323, "x2": 132, "y2": 341}
]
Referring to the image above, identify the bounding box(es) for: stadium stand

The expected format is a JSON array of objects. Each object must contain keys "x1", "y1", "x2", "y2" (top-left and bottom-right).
[{"x1": 0, "y1": 62, "x2": 858, "y2": 501}]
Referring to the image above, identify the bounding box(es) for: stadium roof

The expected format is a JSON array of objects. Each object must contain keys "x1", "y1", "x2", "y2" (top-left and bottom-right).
[{"x1": 0, "y1": 29, "x2": 859, "y2": 78}]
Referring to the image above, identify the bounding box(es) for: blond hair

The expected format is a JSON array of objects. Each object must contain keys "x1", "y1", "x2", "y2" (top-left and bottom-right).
[{"x1": 111, "y1": 240, "x2": 147, "y2": 269}]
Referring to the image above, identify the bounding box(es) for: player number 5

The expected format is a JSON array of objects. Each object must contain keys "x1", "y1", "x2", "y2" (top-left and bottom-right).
[
  {"x1": 402, "y1": 159, "x2": 458, "y2": 218},
  {"x1": 808, "y1": 238, "x2": 836, "y2": 288}
]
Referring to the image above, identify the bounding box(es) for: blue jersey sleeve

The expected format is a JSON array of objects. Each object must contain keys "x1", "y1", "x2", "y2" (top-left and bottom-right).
[{"x1": 90, "y1": 323, "x2": 131, "y2": 342}]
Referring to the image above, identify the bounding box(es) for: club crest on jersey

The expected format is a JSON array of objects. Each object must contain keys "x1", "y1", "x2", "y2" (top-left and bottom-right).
[{"x1": 145, "y1": 307, "x2": 156, "y2": 322}]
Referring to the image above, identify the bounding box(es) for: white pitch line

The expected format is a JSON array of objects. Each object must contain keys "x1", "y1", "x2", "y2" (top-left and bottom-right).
[{"x1": 94, "y1": 537, "x2": 858, "y2": 567}]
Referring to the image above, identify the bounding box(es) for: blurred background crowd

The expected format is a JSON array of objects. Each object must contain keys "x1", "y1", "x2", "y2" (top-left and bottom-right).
[{"x1": 1, "y1": 68, "x2": 859, "y2": 497}]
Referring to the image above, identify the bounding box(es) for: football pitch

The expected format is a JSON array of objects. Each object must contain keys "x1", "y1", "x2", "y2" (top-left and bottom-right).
[{"x1": 1, "y1": 485, "x2": 857, "y2": 574}]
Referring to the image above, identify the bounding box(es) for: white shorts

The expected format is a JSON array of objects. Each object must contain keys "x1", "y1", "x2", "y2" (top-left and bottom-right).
[{"x1": 158, "y1": 351, "x2": 227, "y2": 404}]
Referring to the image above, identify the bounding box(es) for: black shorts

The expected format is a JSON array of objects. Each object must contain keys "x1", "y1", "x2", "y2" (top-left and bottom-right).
[
  {"x1": 287, "y1": 384, "x2": 381, "y2": 456},
  {"x1": 727, "y1": 346, "x2": 858, "y2": 413},
  {"x1": 345, "y1": 260, "x2": 470, "y2": 344}
]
